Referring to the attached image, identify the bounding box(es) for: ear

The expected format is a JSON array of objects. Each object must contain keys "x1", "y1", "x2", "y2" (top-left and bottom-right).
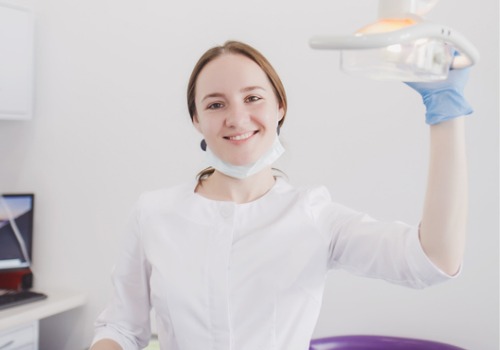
[
  {"x1": 278, "y1": 106, "x2": 285, "y2": 123},
  {"x1": 192, "y1": 114, "x2": 203, "y2": 134}
]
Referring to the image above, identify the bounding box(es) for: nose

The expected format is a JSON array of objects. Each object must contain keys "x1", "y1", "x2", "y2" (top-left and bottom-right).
[{"x1": 225, "y1": 103, "x2": 250, "y2": 128}]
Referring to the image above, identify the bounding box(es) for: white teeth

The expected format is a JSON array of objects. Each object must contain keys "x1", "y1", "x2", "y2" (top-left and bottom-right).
[{"x1": 229, "y1": 132, "x2": 254, "y2": 141}]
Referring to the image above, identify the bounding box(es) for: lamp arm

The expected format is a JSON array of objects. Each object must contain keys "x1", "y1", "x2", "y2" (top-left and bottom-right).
[{"x1": 310, "y1": 22, "x2": 479, "y2": 68}]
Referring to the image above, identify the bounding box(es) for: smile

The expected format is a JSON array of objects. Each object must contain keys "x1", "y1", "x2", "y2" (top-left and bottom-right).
[{"x1": 225, "y1": 131, "x2": 257, "y2": 141}]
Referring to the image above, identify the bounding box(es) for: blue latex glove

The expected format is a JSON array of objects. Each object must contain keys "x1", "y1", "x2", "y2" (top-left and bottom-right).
[{"x1": 405, "y1": 66, "x2": 473, "y2": 125}]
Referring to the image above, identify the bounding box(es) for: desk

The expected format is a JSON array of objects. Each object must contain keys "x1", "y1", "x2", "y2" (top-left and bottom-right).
[{"x1": 0, "y1": 290, "x2": 86, "y2": 349}]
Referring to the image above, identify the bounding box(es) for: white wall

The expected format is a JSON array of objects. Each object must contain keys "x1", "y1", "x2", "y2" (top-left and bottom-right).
[{"x1": 0, "y1": 0, "x2": 497, "y2": 349}]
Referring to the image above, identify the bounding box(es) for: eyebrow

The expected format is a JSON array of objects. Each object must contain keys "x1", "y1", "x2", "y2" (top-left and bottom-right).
[{"x1": 201, "y1": 86, "x2": 267, "y2": 102}]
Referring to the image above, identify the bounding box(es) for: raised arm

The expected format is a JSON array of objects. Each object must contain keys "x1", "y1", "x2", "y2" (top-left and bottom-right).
[
  {"x1": 406, "y1": 65, "x2": 473, "y2": 276},
  {"x1": 420, "y1": 117, "x2": 467, "y2": 275}
]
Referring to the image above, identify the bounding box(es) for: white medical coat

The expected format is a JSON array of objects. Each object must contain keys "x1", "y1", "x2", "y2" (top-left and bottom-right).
[{"x1": 92, "y1": 178, "x2": 454, "y2": 350}]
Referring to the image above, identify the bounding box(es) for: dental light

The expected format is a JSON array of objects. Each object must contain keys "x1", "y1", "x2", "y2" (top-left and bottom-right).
[{"x1": 309, "y1": 0, "x2": 479, "y2": 81}]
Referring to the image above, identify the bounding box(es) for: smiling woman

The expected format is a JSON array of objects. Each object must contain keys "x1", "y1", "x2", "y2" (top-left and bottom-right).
[
  {"x1": 193, "y1": 55, "x2": 281, "y2": 159},
  {"x1": 90, "y1": 40, "x2": 472, "y2": 350},
  {"x1": 187, "y1": 41, "x2": 288, "y2": 184}
]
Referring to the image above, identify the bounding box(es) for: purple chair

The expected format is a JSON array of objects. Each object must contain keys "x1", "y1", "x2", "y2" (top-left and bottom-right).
[{"x1": 309, "y1": 335, "x2": 466, "y2": 350}]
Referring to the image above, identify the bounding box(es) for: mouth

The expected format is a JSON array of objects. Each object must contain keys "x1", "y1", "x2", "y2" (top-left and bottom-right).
[{"x1": 224, "y1": 131, "x2": 258, "y2": 141}]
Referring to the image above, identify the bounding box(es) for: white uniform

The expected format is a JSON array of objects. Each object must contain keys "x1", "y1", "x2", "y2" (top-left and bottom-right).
[{"x1": 92, "y1": 178, "x2": 454, "y2": 350}]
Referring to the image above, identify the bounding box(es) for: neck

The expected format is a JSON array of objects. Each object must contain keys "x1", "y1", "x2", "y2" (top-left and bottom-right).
[{"x1": 195, "y1": 167, "x2": 276, "y2": 204}]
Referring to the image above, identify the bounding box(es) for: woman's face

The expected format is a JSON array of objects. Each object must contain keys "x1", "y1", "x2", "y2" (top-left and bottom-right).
[{"x1": 193, "y1": 53, "x2": 284, "y2": 166}]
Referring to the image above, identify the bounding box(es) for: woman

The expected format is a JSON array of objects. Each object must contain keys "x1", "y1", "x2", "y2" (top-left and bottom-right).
[{"x1": 91, "y1": 41, "x2": 471, "y2": 350}]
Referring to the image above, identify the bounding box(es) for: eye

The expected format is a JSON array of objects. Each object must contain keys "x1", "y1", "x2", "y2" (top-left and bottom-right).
[
  {"x1": 207, "y1": 102, "x2": 224, "y2": 110},
  {"x1": 245, "y1": 95, "x2": 262, "y2": 103}
]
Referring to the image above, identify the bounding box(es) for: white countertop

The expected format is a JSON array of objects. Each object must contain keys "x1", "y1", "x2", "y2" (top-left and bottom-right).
[{"x1": 0, "y1": 289, "x2": 87, "y2": 330}]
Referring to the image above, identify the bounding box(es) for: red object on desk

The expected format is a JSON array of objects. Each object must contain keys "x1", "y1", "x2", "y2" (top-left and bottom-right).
[{"x1": 0, "y1": 268, "x2": 33, "y2": 290}]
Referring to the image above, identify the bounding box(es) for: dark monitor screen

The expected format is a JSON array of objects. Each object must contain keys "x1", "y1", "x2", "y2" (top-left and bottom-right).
[{"x1": 0, "y1": 194, "x2": 34, "y2": 271}]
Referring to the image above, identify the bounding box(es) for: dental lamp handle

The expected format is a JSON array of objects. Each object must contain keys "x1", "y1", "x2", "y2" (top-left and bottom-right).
[{"x1": 309, "y1": 22, "x2": 480, "y2": 69}]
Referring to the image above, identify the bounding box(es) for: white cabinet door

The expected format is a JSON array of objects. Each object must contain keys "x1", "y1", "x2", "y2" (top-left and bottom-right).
[
  {"x1": 0, "y1": 4, "x2": 34, "y2": 120},
  {"x1": 0, "y1": 320, "x2": 38, "y2": 350}
]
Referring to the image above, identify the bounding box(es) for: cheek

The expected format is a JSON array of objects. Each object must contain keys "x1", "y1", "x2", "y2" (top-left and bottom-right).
[{"x1": 195, "y1": 117, "x2": 219, "y2": 138}]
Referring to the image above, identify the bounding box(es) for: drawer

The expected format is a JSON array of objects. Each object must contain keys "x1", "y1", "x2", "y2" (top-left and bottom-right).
[{"x1": 0, "y1": 322, "x2": 36, "y2": 349}]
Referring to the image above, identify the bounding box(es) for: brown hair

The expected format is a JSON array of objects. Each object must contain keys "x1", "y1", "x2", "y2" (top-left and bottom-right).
[{"x1": 187, "y1": 41, "x2": 288, "y2": 182}]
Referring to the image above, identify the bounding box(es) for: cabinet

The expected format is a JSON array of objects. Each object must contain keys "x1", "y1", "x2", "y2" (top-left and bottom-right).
[
  {"x1": 0, "y1": 321, "x2": 38, "y2": 350},
  {"x1": 0, "y1": 3, "x2": 35, "y2": 120},
  {"x1": 0, "y1": 290, "x2": 86, "y2": 350}
]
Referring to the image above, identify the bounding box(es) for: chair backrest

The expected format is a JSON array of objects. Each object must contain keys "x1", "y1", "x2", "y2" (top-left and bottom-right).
[{"x1": 309, "y1": 335, "x2": 466, "y2": 350}]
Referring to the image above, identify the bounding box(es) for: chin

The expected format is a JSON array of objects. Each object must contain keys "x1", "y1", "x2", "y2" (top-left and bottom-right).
[
  {"x1": 220, "y1": 147, "x2": 268, "y2": 166},
  {"x1": 225, "y1": 154, "x2": 259, "y2": 167}
]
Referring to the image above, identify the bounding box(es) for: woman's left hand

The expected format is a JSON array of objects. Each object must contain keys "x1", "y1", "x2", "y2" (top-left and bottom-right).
[{"x1": 405, "y1": 62, "x2": 473, "y2": 125}]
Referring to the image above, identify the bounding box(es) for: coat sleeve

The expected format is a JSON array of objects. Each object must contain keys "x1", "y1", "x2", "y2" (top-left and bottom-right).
[
  {"x1": 308, "y1": 186, "x2": 459, "y2": 289},
  {"x1": 92, "y1": 199, "x2": 152, "y2": 350}
]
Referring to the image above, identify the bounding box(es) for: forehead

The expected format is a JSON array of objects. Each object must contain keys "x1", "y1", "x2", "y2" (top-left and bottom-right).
[{"x1": 195, "y1": 53, "x2": 272, "y2": 96}]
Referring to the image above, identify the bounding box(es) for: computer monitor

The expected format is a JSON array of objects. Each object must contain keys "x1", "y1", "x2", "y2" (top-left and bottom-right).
[{"x1": 0, "y1": 194, "x2": 34, "y2": 271}]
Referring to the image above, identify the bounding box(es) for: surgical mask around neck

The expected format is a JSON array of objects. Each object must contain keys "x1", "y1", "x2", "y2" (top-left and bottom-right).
[{"x1": 205, "y1": 136, "x2": 285, "y2": 180}]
